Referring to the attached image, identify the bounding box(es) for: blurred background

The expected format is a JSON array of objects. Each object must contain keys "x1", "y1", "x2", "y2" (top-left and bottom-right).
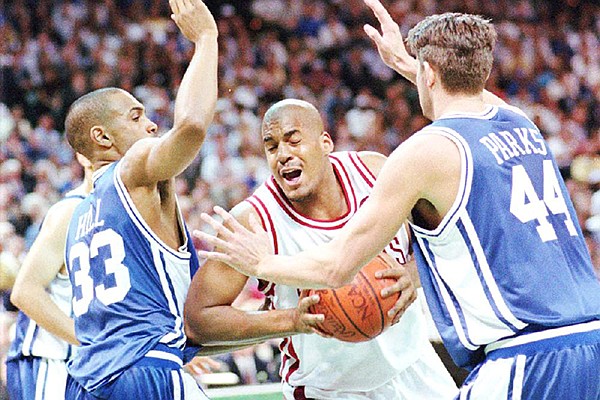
[{"x1": 1, "y1": 0, "x2": 599, "y2": 398}]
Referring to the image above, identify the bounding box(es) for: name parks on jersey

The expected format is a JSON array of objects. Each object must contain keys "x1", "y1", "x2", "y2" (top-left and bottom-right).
[
  {"x1": 75, "y1": 199, "x2": 105, "y2": 240},
  {"x1": 479, "y1": 127, "x2": 547, "y2": 165}
]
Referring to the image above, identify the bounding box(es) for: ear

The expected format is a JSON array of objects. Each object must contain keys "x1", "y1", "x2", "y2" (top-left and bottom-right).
[
  {"x1": 90, "y1": 126, "x2": 112, "y2": 149},
  {"x1": 321, "y1": 131, "x2": 334, "y2": 154},
  {"x1": 423, "y1": 61, "x2": 436, "y2": 89}
]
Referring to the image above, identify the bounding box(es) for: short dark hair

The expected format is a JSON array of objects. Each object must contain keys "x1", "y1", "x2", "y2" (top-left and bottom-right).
[
  {"x1": 407, "y1": 13, "x2": 497, "y2": 94},
  {"x1": 64, "y1": 87, "x2": 124, "y2": 160}
]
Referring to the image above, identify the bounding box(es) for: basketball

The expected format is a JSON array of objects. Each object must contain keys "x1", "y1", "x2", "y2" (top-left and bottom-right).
[{"x1": 305, "y1": 253, "x2": 400, "y2": 343}]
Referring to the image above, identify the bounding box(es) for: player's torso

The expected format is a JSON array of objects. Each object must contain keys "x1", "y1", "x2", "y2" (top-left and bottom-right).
[
  {"x1": 410, "y1": 105, "x2": 600, "y2": 368},
  {"x1": 65, "y1": 161, "x2": 198, "y2": 392},
  {"x1": 249, "y1": 151, "x2": 427, "y2": 391}
]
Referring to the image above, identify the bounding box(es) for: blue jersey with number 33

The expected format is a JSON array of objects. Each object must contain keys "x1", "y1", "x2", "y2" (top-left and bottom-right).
[
  {"x1": 410, "y1": 105, "x2": 600, "y2": 369},
  {"x1": 65, "y1": 161, "x2": 199, "y2": 395}
]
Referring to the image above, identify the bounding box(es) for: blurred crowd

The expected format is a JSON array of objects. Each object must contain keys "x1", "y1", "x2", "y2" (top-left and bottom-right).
[{"x1": 1, "y1": 0, "x2": 600, "y2": 394}]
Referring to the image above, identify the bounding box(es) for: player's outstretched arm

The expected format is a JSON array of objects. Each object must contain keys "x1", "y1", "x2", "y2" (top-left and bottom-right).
[
  {"x1": 363, "y1": 0, "x2": 506, "y2": 106},
  {"x1": 196, "y1": 133, "x2": 457, "y2": 290},
  {"x1": 11, "y1": 199, "x2": 80, "y2": 345},
  {"x1": 122, "y1": 0, "x2": 218, "y2": 187},
  {"x1": 185, "y1": 203, "x2": 326, "y2": 347}
]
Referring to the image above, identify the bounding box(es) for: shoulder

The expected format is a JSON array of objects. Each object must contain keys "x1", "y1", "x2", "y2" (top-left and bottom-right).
[
  {"x1": 356, "y1": 151, "x2": 387, "y2": 177},
  {"x1": 37, "y1": 196, "x2": 84, "y2": 241},
  {"x1": 119, "y1": 137, "x2": 161, "y2": 186},
  {"x1": 497, "y1": 103, "x2": 528, "y2": 118},
  {"x1": 45, "y1": 197, "x2": 84, "y2": 226},
  {"x1": 229, "y1": 200, "x2": 260, "y2": 230}
]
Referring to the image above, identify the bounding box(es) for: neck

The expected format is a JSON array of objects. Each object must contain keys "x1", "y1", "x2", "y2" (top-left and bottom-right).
[{"x1": 432, "y1": 91, "x2": 487, "y2": 120}]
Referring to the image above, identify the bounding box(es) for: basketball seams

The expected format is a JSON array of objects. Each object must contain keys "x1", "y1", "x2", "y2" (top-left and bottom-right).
[
  {"x1": 358, "y1": 260, "x2": 388, "y2": 337},
  {"x1": 331, "y1": 283, "x2": 372, "y2": 340},
  {"x1": 307, "y1": 255, "x2": 398, "y2": 342}
]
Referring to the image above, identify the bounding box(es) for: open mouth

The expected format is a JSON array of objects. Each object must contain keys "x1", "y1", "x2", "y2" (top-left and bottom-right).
[{"x1": 281, "y1": 168, "x2": 302, "y2": 185}]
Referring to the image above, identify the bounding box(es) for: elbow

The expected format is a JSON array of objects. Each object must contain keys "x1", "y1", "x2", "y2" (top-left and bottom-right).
[
  {"x1": 183, "y1": 309, "x2": 202, "y2": 346},
  {"x1": 184, "y1": 320, "x2": 201, "y2": 346},
  {"x1": 177, "y1": 118, "x2": 208, "y2": 142},
  {"x1": 183, "y1": 307, "x2": 212, "y2": 346},
  {"x1": 10, "y1": 285, "x2": 25, "y2": 310}
]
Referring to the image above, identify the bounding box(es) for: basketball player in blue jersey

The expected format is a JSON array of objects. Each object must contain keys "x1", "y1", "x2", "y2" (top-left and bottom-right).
[
  {"x1": 6, "y1": 154, "x2": 92, "y2": 400},
  {"x1": 62, "y1": 0, "x2": 217, "y2": 399},
  {"x1": 186, "y1": 99, "x2": 457, "y2": 399},
  {"x1": 195, "y1": 0, "x2": 600, "y2": 399}
]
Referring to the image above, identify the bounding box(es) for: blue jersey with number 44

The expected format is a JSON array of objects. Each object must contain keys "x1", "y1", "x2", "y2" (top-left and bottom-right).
[
  {"x1": 410, "y1": 105, "x2": 600, "y2": 369},
  {"x1": 65, "y1": 161, "x2": 199, "y2": 395}
]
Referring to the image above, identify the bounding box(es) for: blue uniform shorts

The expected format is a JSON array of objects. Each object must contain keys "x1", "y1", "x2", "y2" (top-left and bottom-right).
[
  {"x1": 65, "y1": 357, "x2": 209, "y2": 400},
  {"x1": 6, "y1": 356, "x2": 68, "y2": 400},
  {"x1": 456, "y1": 320, "x2": 600, "y2": 400}
]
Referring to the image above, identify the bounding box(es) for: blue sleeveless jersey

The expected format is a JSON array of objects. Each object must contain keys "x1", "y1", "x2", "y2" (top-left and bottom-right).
[
  {"x1": 410, "y1": 105, "x2": 600, "y2": 369},
  {"x1": 8, "y1": 191, "x2": 85, "y2": 363},
  {"x1": 65, "y1": 161, "x2": 199, "y2": 395}
]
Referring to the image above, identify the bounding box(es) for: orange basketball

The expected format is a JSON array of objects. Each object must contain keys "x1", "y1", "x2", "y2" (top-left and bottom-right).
[{"x1": 305, "y1": 253, "x2": 399, "y2": 343}]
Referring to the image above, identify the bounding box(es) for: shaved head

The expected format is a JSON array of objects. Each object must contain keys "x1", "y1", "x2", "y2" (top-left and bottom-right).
[
  {"x1": 65, "y1": 87, "x2": 126, "y2": 160},
  {"x1": 262, "y1": 99, "x2": 324, "y2": 136}
]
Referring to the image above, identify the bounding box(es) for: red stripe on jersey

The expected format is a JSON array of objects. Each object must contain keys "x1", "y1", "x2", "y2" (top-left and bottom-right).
[
  {"x1": 388, "y1": 237, "x2": 407, "y2": 264},
  {"x1": 264, "y1": 176, "x2": 354, "y2": 230},
  {"x1": 348, "y1": 151, "x2": 376, "y2": 187},
  {"x1": 246, "y1": 196, "x2": 279, "y2": 254},
  {"x1": 329, "y1": 155, "x2": 358, "y2": 212}
]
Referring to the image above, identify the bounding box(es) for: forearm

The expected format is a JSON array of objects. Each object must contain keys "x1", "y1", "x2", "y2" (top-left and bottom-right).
[
  {"x1": 186, "y1": 306, "x2": 300, "y2": 346},
  {"x1": 194, "y1": 342, "x2": 259, "y2": 356},
  {"x1": 12, "y1": 288, "x2": 78, "y2": 345},
  {"x1": 173, "y1": 34, "x2": 218, "y2": 135},
  {"x1": 255, "y1": 253, "x2": 345, "y2": 289}
]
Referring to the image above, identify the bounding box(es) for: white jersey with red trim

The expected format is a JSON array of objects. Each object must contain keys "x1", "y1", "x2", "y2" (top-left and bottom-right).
[{"x1": 246, "y1": 151, "x2": 430, "y2": 392}]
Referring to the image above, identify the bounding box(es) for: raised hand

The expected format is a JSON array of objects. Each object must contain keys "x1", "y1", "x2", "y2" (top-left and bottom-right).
[
  {"x1": 375, "y1": 252, "x2": 417, "y2": 324},
  {"x1": 362, "y1": 0, "x2": 417, "y2": 83},
  {"x1": 169, "y1": 0, "x2": 218, "y2": 43},
  {"x1": 194, "y1": 206, "x2": 271, "y2": 277}
]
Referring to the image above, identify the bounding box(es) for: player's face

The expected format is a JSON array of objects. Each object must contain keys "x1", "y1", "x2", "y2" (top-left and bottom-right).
[
  {"x1": 107, "y1": 91, "x2": 158, "y2": 151},
  {"x1": 262, "y1": 112, "x2": 332, "y2": 202}
]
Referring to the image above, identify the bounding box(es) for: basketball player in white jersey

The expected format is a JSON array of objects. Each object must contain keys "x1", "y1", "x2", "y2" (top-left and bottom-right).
[
  {"x1": 61, "y1": 0, "x2": 217, "y2": 399},
  {"x1": 196, "y1": 1, "x2": 600, "y2": 399},
  {"x1": 6, "y1": 154, "x2": 92, "y2": 400},
  {"x1": 185, "y1": 99, "x2": 458, "y2": 399}
]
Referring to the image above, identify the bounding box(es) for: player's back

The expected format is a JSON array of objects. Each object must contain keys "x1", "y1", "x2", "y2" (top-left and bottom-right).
[
  {"x1": 411, "y1": 105, "x2": 600, "y2": 368},
  {"x1": 65, "y1": 161, "x2": 199, "y2": 396}
]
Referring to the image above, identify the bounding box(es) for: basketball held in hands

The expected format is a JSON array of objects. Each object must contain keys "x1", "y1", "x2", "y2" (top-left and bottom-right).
[{"x1": 305, "y1": 253, "x2": 400, "y2": 343}]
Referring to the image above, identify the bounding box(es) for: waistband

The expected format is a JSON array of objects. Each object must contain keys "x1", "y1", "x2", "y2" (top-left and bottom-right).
[
  {"x1": 133, "y1": 343, "x2": 183, "y2": 370},
  {"x1": 484, "y1": 320, "x2": 600, "y2": 359}
]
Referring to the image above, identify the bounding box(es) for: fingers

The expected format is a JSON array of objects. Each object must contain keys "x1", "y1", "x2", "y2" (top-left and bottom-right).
[
  {"x1": 197, "y1": 248, "x2": 231, "y2": 263},
  {"x1": 375, "y1": 266, "x2": 403, "y2": 280},
  {"x1": 298, "y1": 294, "x2": 320, "y2": 312},
  {"x1": 388, "y1": 287, "x2": 417, "y2": 323},
  {"x1": 169, "y1": 0, "x2": 181, "y2": 15},
  {"x1": 212, "y1": 206, "x2": 247, "y2": 234},
  {"x1": 363, "y1": 24, "x2": 383, "y2": 45},
  {"x1": 364, "y1": 0, "x2": 394, "y2": 27},
  {"x1": 198, "y1": 213, "x2": 235, "y2": 242}
]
